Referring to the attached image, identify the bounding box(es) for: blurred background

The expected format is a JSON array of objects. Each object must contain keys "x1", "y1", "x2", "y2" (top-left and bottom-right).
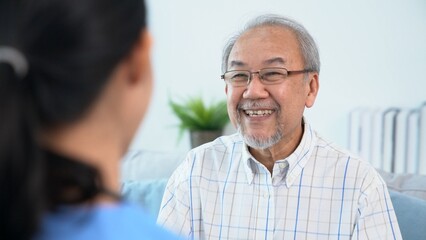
[{"x1": 129, "y1": 0, "x2": 426, "y2": 154}]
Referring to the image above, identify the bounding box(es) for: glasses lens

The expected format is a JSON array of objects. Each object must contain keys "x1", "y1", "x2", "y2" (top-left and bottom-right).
[
  {"x1": 260, "y1": 68, "x2": 288, "y2": 84},
  {"x1": 224, "y1": 71, "x2": 249, "y2": 86}
]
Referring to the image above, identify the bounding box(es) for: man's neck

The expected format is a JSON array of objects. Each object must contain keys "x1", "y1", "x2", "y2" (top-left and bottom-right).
[{"x1": 249, "y1": 122, "x2": 304, "y2": 174}]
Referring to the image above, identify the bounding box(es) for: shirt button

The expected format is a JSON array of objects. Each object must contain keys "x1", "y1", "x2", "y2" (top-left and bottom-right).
[
  {"x1": 279, "y1": 162, "x2": 288, "y2": 169},
  {"x1": 263, "y1": 192, "x2": 269, "y2": 199}
]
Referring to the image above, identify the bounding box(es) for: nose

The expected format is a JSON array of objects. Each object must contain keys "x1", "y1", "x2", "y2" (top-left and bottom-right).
[{"x1": 243, "y1": 72, "x2": 269, "y2": 99}]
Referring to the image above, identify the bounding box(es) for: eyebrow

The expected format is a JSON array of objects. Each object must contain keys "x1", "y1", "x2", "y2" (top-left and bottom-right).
[
  {"x1": 229, "y1": 57, "x2": 286, "y2": 68},
  {"x1": 229, "y1": 60, "x2": 247, "y2": 68}
]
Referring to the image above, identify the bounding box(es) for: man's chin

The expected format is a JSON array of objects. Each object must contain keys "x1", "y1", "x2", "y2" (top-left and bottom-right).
[
  {"x1": 239, "y1": 133, "x2": 277, "y2": 149},
  {"x1": 238, "y1": 125, "x2": 283, "y2": 149},
  {"x1": 245, "y1": 137, "x2": 274, "y2": 149}
]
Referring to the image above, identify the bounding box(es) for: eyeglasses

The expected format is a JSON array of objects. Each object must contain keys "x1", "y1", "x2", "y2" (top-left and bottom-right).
[{"x1": 221, "y1": 67, "x2": 313, "y2": 87}]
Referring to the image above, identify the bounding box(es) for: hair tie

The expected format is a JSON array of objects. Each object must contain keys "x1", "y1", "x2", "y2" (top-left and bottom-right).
[{"x1": 0, "y1": 47, "x2": 29, "y2": 79}]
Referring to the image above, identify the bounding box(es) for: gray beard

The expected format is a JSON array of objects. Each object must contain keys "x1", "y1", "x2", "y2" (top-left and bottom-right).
[{"x1": 236, "y1": 114, "x2": 283, "y2": 150}]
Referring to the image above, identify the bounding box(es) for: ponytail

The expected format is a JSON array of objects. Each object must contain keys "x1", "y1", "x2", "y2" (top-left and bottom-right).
[{"x1": 0, "y1": 62, "x2": 45, "y2": 239}]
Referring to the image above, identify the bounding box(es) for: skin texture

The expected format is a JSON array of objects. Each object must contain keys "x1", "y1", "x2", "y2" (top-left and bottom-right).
[
  {"x1": 42, "y1": 30, "x2": 153, "y2": 202},
  {"x1": 225, "y1": 26, "x2": 319, "y2": 172}
]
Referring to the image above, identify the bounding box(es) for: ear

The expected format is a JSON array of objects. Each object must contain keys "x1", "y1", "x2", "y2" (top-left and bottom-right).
[
  {"x1": 126, "y1": 30, "x2": 153, "y2": 85},
  {"x1": 225, "y1": 84, "x2": 228, "y2": 95},
  {"x1": 305, "y1": 72, "x2": 319, "y2": 108}
]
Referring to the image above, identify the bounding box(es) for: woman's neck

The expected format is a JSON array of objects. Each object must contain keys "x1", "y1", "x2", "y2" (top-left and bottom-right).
[{"x1": 42, "y1": 117, "x2": 125, "y2": 203}]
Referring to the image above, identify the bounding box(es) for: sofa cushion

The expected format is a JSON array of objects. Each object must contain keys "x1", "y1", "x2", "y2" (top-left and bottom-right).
[
  {"x1": 389, "y1": 190, "x2": 426, "y2": 240},
  {"x1": 121, "y1": 178, "x2": 169, "y2": 218},
  {"x1": 121, "y1": 150, "x2": 185, "y2": 181}
]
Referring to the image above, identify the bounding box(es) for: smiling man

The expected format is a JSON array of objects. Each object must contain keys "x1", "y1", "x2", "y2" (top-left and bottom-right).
[{"x1": 158, "y1": 14, "x2": 401, "y2": 240}]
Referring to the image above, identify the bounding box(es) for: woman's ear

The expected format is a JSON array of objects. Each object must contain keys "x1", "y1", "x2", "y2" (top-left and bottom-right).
[
  {"x1": 305, "y1": 72, "x2": 319, "y2": 108},
  {"x1": 126, "y1": 30, "x2": 153, "y2": 85}
]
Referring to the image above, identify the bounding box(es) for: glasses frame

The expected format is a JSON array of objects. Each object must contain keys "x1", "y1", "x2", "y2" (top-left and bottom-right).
[{"x1": 221, "y1": 67, "x2": 313, "y2": 87}]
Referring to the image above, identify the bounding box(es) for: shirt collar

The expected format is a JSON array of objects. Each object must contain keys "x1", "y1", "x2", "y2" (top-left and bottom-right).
[
  {"x1": 284, "y1": 121, "x2": 317, "y2": 187},
  {"x1": 241, "y1": 119, "x2": 317, "y2": 186}
]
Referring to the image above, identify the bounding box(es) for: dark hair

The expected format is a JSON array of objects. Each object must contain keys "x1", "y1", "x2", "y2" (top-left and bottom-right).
[{"x1": 0, "y1": 0, "x2": 147, "y2": 239}]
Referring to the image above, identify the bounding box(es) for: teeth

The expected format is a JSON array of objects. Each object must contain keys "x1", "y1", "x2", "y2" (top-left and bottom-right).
[{"x1": 245, "y1": 110, "x2": 273, "y2": 116}]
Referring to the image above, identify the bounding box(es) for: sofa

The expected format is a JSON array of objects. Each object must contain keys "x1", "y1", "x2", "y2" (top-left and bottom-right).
[{"x1": 121, "y1": 149, "x2": 426, "y2": 240}]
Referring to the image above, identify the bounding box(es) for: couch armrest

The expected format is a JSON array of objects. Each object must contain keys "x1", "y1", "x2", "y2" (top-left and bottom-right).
[{"x1": 390, "y1": 190, "x2": 426, "y2": 240}]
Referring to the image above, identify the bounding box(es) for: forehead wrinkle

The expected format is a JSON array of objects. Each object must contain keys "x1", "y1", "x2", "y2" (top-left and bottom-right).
[{"x1": 263, "y1": 57, "x2": 286, "y2": 65}]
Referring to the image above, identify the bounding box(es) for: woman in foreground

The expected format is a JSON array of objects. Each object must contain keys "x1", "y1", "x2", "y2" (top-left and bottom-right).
[{"x1": 0, "y1": 0, "x2": 179, "y2": 239}]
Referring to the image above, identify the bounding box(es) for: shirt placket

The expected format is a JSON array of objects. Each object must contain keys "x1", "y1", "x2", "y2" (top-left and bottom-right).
[{"x1": 255, "y1": 164, "x2": 276, "y2": 240}]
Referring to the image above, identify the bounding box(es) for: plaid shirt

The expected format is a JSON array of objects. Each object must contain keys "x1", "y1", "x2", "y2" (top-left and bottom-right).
[{"x1": 158, "y1": 122, "x2": 402, "y2": 240}]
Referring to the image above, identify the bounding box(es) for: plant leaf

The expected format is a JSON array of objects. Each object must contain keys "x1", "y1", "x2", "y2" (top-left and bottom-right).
[{"x1": 169, "y1": 96, "x2": 230, "y2": 133}]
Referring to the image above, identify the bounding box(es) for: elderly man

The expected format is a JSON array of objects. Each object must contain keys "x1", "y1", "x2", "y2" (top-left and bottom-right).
[{"x1": 158, "y1": 14, "x2": 401, "y2": 240}]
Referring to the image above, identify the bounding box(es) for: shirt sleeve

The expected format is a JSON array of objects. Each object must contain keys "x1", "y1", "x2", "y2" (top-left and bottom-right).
[
  {"x1": 157, "y1": 154, "x2": 193, "y2": 239},
  {"x1": 352, "y1": 168, "x2": 402, "y2": 239}
]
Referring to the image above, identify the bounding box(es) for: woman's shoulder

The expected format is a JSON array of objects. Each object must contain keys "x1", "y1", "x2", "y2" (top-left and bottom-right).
[{"x1": 35, "y1": 202, "x2": 181, "y2": 240}]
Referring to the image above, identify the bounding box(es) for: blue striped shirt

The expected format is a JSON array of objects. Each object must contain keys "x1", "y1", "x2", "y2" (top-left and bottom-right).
[{"x1": 158, "y1": 123, "x2": 402, "y2": 239}]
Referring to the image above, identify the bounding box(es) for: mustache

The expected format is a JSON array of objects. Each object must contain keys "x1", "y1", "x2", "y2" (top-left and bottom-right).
[{"x1": 237, "y1": 99, "x2": 279, "y2": 110}]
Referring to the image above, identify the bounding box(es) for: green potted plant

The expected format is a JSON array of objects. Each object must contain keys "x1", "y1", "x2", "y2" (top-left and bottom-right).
[{"x1": 169, "y1": 96, "x2": 229, "y2": 148}]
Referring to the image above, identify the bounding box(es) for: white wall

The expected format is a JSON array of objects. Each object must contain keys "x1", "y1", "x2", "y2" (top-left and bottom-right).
[{"x1": 130, "y1": 0, "x2": 426, "y2": 153}]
